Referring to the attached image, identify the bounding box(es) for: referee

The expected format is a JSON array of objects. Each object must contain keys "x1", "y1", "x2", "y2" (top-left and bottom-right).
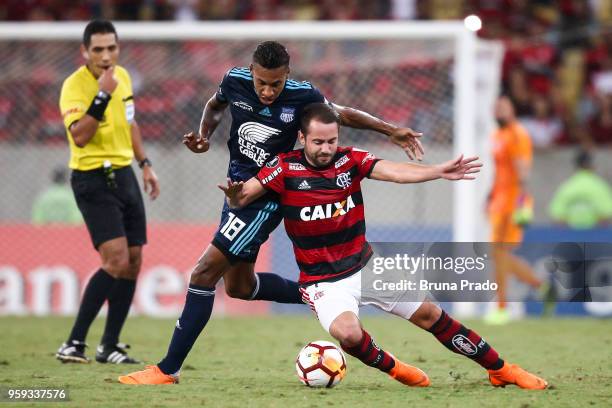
[{"x1": 56, "y1": 20, "x2": 160, "y2": 364}]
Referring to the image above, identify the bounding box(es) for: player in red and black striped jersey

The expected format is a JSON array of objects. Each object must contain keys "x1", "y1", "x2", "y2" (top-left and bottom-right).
[
  {"x1": 220, "y1": 103, "x2": 548, "y2": 390},
  {"x1": 256, "y1": 145, "x2": 377, "y2": 284}
]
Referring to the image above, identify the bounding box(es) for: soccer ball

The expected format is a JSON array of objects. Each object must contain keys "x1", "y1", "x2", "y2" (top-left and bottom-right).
[{"x1": 295, "y1": 340, "x2": 347, "y2": 388}]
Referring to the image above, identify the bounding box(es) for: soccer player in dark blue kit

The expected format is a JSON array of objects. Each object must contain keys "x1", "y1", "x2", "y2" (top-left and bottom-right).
[{"x1": 119, "y1": 41, "x2": 424, "y2": 384}]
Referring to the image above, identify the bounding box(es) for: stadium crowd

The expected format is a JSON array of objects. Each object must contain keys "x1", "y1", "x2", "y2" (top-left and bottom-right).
[{"x1": 0, "y1": 0, "x2": 611, "y2": 148}]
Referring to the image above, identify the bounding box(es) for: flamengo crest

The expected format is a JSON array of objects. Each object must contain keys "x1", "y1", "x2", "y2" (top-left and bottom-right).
[{"x1": 336, "y1": 172, "x2": 352, "y2": 189}]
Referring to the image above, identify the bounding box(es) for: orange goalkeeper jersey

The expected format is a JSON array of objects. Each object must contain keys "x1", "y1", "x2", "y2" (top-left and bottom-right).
[{"x1": 489, "y1": 121, "x2": 532, "y2": 214}]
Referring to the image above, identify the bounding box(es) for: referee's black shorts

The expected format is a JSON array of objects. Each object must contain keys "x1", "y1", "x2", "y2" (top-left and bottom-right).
[{"x1": 71, "y1": 165, "x2": 147, "y2": 249}]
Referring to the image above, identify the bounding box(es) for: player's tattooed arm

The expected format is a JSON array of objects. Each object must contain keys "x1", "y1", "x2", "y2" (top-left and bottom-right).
[
  {"x1": 218, "y1": 177, "x2": 267, "y2": 209},
  {"x1": 369, "y1": 155, "x2": 481, "y2": 184},
  {"x1": 332, "y1": 103, "x2": 424, "y2": 161},
  {"x1": 182, "y1": 95, "x2": 228, "y2": 153}
]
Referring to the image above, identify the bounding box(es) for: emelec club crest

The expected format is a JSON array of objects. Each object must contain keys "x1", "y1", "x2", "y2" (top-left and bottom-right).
[{"x1": 280, "y1": 107, "x2": 295, "y2": 123}]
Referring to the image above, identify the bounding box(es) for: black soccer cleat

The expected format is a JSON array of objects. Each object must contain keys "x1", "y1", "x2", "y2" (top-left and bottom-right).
[
  {"x1": 95, "y1": 343, "x2": 140, "y2": 364},
  {"x1": 56, "y1": 340, "x2": 90, "y2": 364}
]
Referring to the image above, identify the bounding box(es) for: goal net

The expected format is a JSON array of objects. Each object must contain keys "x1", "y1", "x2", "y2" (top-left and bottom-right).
[{"x1": 0, "y1": 22, "x2": 502, "y2": 315}]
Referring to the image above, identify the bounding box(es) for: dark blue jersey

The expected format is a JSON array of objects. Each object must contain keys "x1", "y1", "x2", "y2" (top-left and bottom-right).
[{"x1": 215, "y1": 66, "x2": 326, "y2": 181}]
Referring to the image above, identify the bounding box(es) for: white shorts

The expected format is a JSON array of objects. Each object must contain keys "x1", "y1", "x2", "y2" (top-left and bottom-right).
[{"x1": 299, "y1": 270, "x2": 423, "y2": 333}]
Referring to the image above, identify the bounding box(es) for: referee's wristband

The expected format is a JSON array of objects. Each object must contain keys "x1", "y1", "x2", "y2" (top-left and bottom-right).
[
  {"x1": 86, "y1": 91, "x2": 111, "y2": 121},
  {"x1": 138, "y1": 158, "x2": 152, "y2": 169}
]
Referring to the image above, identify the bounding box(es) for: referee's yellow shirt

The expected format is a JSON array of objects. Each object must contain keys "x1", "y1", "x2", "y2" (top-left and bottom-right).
[{"x1": 59, "y1": 65, "x2": 135, "y2": 171}]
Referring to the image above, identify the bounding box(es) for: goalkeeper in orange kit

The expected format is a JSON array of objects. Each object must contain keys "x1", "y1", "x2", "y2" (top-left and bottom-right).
[{"x1": 486, "y1": 96, "x2": 544, "y2": 324}]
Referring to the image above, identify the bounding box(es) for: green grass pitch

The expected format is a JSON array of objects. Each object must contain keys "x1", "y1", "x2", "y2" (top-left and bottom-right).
[{"x1": 1, "y1": 316, "x2": 611, "y2": 407}]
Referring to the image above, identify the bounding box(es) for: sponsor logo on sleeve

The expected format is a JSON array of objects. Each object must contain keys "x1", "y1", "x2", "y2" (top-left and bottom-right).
[
  {"x1": 62, "y1": 107, "x2": 82, "y2": 117},
  {"x1": 334, "y1": 155, "x2": 349, "y2": 168},
  {"x1": 361, "y1": 152, "x2": 376, "y2": 165},
  {"x1": 233, "y1": 101, "x2": 253, "y2": 112},
  {"x1": 260, "y1": 167, "x2": 282, "y2": 185},
  {"x1": 289, "y1": 163, "x2": 306, "y2": 171}
]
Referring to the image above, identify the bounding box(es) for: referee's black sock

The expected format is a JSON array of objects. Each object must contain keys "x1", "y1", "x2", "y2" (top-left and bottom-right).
[
  {"x1": 101, "y1": 278, "x2": 136, "y2": 346},
  {"x1": 250, "y1": 273, "x2": 303, "y2": 304},
  {"x1": 68, "y1": 268, "x2": 116, "y2": 343}
]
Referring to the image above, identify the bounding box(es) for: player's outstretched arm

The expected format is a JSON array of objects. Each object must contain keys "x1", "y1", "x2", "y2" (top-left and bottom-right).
[
  {"x1": 217, "y1": 177, "x2": 267, "y2": 209},
  {"x1": 182, "y1": 95, "x2": 228, "y2": 153},
  {"x1": 333, "y1": 103, "x2": 424, "y2": 161},
  {"x1": 370, "y1": 155, "x2": 482, "y2": 184}
]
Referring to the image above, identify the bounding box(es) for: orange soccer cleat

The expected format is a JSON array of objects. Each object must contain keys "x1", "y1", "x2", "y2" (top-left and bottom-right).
[
  {"x1": 118, "y1": 365, "x2": 178, "y2": 385},
  {"x1": 488, "y1": 362, "x2": 548, "y2": 390},
  {"x1": 388, "y1": 359, "x2": 430, "y2": 387}
]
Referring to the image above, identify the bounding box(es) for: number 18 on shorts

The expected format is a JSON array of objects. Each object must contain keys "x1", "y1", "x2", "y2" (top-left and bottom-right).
[{"x1": 212, "y1": 199, "x2": 282, "y2": 263}]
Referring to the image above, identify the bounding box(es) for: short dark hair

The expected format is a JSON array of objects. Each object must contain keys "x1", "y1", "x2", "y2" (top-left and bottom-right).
[
  {"x1": 252, "y1": 41, "x2": 290, "y2": 69},
  {"x1": 575, "y1": 149, "x2": 592, "y2": 169},
  {"x1": 51, "y1": 166, "x2": 68, "y2": 184},
  {"x1": 300, "y1": 103, "x2": 340, "y2": 135},
  {"x1": 83, "y1": 20, "x2": 117, "y2": 48}
]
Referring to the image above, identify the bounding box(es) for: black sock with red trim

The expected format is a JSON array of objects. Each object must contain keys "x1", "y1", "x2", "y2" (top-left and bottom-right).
[
  {"x1": 427, "y1": 310, "x2": 504, "y2": 370},
  {"x1": 341, "y1": 329, "x2": 395, "y2": 372}
]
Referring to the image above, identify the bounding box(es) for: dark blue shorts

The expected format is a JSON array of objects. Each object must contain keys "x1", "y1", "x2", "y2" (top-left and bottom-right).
[{"x1": 211, "y1": 194, "x2": 282, "y2": 264}]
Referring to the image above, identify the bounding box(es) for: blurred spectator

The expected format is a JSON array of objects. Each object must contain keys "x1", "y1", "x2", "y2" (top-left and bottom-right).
[
  {"x1": 549, "y1": 150, "x2": 612, "y2": 228},
  {"x1": 505, "y1": 65, "x2": 533, "y2": 116},
  {"x1": 520, "y1": 17, "x2": 558, "y2": 96},
  {"x1": 587, "y1": 92, "x2": 612, "y2": 144},
  {"x1": 586, "y1": 30, "x2": 612, "y2": 82},
  {"x1": 504, "y1": 0, "x2": 532, "y2": 35},
  {"x1": 292, "y1": 0, "x2": 321, "y2": 20},
  {"x1": 559, "y1": 0, "x2": 594, "y2": 49},
  {"x1": 521, "y1": 95, "x2": 563, "y2": 148},
  {"x1": 31, "y1": 167, "x2": 83, "y2": 225},
  {"x1": 0, "y1": 0, "x2": 394, "y2": 21},
  {"x1": 198, "y1": 0, "x2": 243, "y2": 20},
  {"x1": 1, "y1": 0, "x2": 611, "y2": 150},
  {"x1": 391, "y1": 0, "x2": 417, "y2": 20},
  {"x1": 243, "y1": 0, "x2": 284, "y2": 20},
  {"x1": 170, "y1": 0, "x2": 198, "y2": 21},
  {"x1": 586, "y1": 31, "x2": 612, "y2": 146},
  {"x1": 320, "y1": 0, "x2": 359, "y2": 20}
]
